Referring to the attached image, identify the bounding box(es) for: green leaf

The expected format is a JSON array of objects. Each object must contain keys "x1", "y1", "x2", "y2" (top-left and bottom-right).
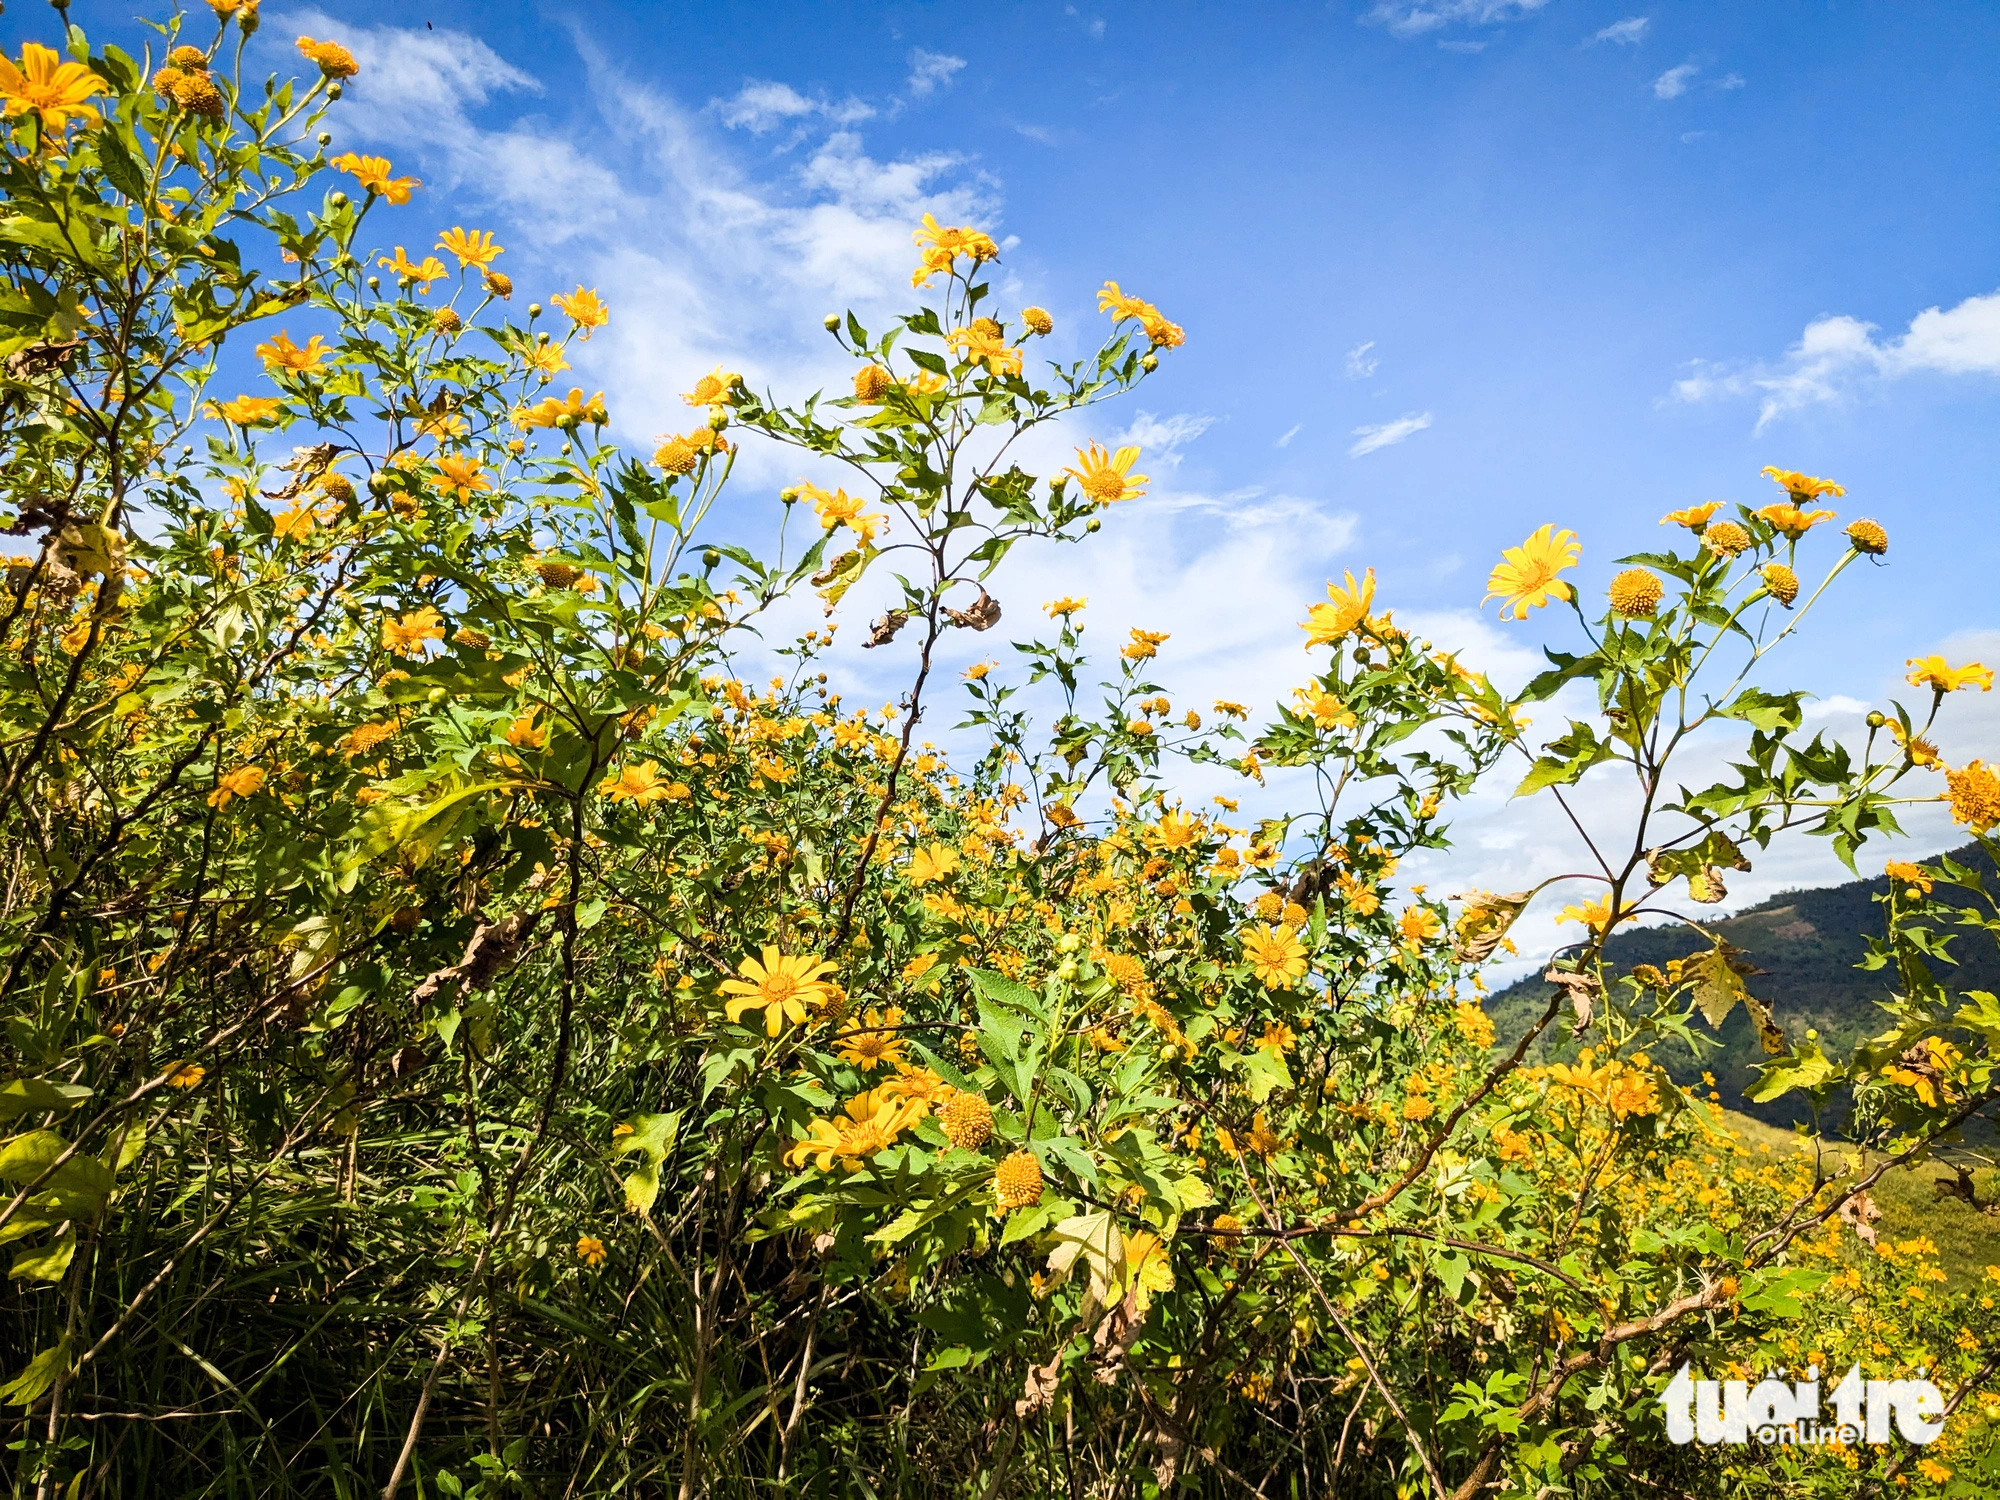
[
  {"x1": 0, "y1": 1079, "x2": 92, "y2": 1120},
  {"x1": 1680, "y1": 942, "x2": 1759, "y2": 1031},
  {"x1": 1717, "y1": 688, "x2": 1804, "y2": 735},
  {"x1": 0, "y1": 1337, "x2": 68, "y2": 1405},
  {"x1": 8, "y1": 1234, "x2": 75, "y2": 1283}
]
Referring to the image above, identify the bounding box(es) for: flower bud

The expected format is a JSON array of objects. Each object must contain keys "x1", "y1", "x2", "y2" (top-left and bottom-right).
[
  {"x1": 327, "y1": 83, "x2": 342, "y2": 100},
  {"x1": 317, "y1": 131, "x2": 332, "y2": 146},
  {"x1": 527, "y1": 303, "x2": 541, "y2": 318},
  {"x1": 1140, "y1": 354, "x2": 1159, "y2": 372},
  {"x1": 1866, "y1": 711, "x2": 1887, "y2": 729},
  {"x1": 823, "y1": 313, "x2": 841, "y2": 331},
  {"x1": 328, "y1": 190, "x2": 348, "y2": 209}
]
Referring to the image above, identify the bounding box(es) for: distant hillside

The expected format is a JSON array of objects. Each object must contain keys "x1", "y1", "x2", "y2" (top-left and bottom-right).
[{"x1": 1486, "y1": 844, "x2": 2000, "y2": 1134}]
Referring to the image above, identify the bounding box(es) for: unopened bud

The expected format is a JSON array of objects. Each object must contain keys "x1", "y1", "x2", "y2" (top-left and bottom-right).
[
  {"x1": 1866, "y1": 711, "x2": 1886, "y2": 729},
  {"x1": 823, "y1": 314, "x2": 841, "y2": 331},
  {"x1": 1086, "y1": 517, "x2": 1101, "y2": 533},
  {"x1": 317, "y1": 131, "x2": 332, "y2": 146},
  {"x1": 527, "y1": 302, "x2": 541, "y2": 318},
  {"x1": 327, "y1": 190, "x2": 348, "y2": 209},
  {"x1": 1140, "y1": 354, "x2": 1159, "y2": 372},
  {"x1": 702, "y1": 549, "x2": 720, "y2": 570},
  {"x1": 327, "y1": 83, "x2": 342, "y2": 100}
]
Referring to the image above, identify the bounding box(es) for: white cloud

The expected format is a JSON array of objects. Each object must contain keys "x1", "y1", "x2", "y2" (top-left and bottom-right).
[
  {"x1": 1111, "y1": 411, "x2": 1215, "y2": 466},
  {"x1": 1276, "y1": 423, "x2": 1302, "y2": 448},
  {"x1": 1590, "y1": 17, "x2": 1650, "y2": 45},
  {"x1": 1014, "y1": 123, "x2": 1058, "y2": 145},
  {"x1": 713, "y1": 80, "x2": 874, "y2": 135},
  {"x1": 1714, "y1": 72, "x2": 1746, "y2": 89},
  {"x1": 1345, "y1": 340, "x2": 1380, "y2": 378},
  {"x1": 1348, "y1": 411, "x2": 1433, "y2": 456},
  {"x1": 907, "y1": 49, "x2": 967, "y2": 97},
  {"x1": 1438, "y1": 39, "x2": 1488, "y2": 53},
  {"x1": 1653, "y1": 62, "x2": 1699, "y2": 98},
  {"x1": 1365, "y1": 0, "x2": 1552, "y2": 38},
  {"x1": 1672, "y1": 287, "x2": 2000, "y2": 429}
]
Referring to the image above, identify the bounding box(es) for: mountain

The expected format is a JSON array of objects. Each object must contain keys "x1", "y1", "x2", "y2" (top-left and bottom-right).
[{"x1": 1484, "y1": 844, "x2": 2000, "y2": 1134}]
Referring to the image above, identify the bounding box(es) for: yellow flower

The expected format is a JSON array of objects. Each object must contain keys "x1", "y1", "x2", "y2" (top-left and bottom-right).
[
  {"x1": 1703, "y1": 520, "x2": 1752, "y2": 557},
  {"x1": 1483, "y1": 525, "x2": 1580, "y2": 620},
  {"x1": 1884, "y1": 860, "x2": 1934, "y2": 896},
  {"x1": 1660, "y1": 501, "x2": 1722, "y2": 530},
  {"x1": 994, "y1": 1149, "x2": 1044, "y2": 1211},
  {"x1": 255, "y1": 331, "x2": 328, "y2": 374},
  {"x1": 1760, "y1": 466, "x2": 1844, "y2": 503},
  {"x1": 1906, "y1": 656, "x2": 1993, "y2": 694},
  {"x1": 1257, "y1": 1022, "x2": 1297, "y2": 1054},
  {"x1": 910, "y1": 214, "x2": 999, "y2": 285},
  {"x1": 1845, "y1": 517, "x2": 1888, "y2": 554},
  {"x1": 552, "y1": 286, "x2": 609, "y2": 335},
  {"x1": 1756, "y1": 503, "x2": 1837, "y2": 539},
  {"x1": 853, "y1": 364, "x2": 894, "y2": 403},
  {"x1": 295, "y1": 35, "x2": 359, "y2": 78},
  {"x1": 945, "y1": 322, "x2": 1023, "y2": 377},
  {"x1": 206, "y1": 765, "x2": 265, "y2": 808},
  {"x1": 941, "y1": 1090, "x2": 994, "y2": 1149},
  {"x1": 907, "y1": 845, "x2": 959, "y2": 884},
  {"x1": 1555, "y1": 894, "x2": 1634, "y2": 935},
  {"x1": 963, "y1": 661, "x2": 994, "y2": 681},
  {"x1": 1293, "y1": 685, "x2": 1355, "y2": 731},
  {"x1": 901, "y1": 951, "x2": 940, "y2": 984},
  {"x1": 785, "y1": 1088, "x2": 925, "y2": 1172},
  {"x1": 1242, "y1": 923, "x2": 1307, "y2": 989},
  {"x1": 166, "y1": 1061, "x2": 207, "y2": 1090},
  {"x1": 0, "y1": 42, "x2": 107, "y2": 133},
  {"x1": 377, "y1": 247, "x2": 448, "y2": 290},
  {"x1": 1246, "y1": 1113, "x2": 1283, "y2": 1157},
  {"x1": 1452, "y1": 1002, "x2": 1496, "y2": 1048},
  {"x1": 598, "y1": 761, "x2": 680, "y2": 804},
  {"x1": 1021, "y1": 306, "x2": 1053, "y2": 336},
  {"x1": 437, "y1": 226, "x2": 503, "y2": 269},
  {"x1": 1608, "y1": 568, "x2": 1663, "y2": 618},
  {"x1": 575, "y1": 1235, "x2": 607, "y2": 1268},
  {"x1": 504, "y1": 713, "x2": 545, "y2": 751},
  {"x1": 331, "y1": 152, "x2": 419, "y2": 204},
  {"x1": 216, "y1": 395, "x2": 283, "y2": 426},
  {"x1": 1141, "y1": 311, "x2": 1186, "y2": 348},
  {"x1": 383, "y1": 606, "x2": 445, "y2": 658},
  {"x1": 1300, "y1": 568, "x2": 1376, "y2": 646},
  {"x1": 836, "y1": 1007, "x2": 907, "y2": 1072},
  {"x1": 1097, "y1": 281, "x2": 1151, "y2": 321},
  {"x1": 1122, "y1": 627, "x2": 1170, "y2": 661},
  {"x1": 653, "y1": 435, "x2": 698, "y2": 475},
  {"x1": 1946, "y1": 761, "x2": 2000, "y2": 833},
  {"x1": 1761, "y1": 562, "x2": 1799, "y2": 607},
  {"x1": 1044, "y1": 596, "x2": 1086, "y2": 617},
  {"x1": 517, "y1": 388, "x2": 609, "y2": 430},
  {"x1": 683, "y1": 367, "x2": 742, "y2": 408},
  {"x1": 719, "y1": 947, "x2": 837, "y2": 1036},
  {"x1": 1064, "y1": 441, "x2": 1148, "y2": 504},
  {"x1": 432, "y1": 455, "x2": 491, "y2": 504},
  {"x1": 1398, "y1": 907, "x2": 1441, "y2": 948}
]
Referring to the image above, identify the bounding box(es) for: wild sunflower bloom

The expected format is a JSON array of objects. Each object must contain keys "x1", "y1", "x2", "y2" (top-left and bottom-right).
[
  {"x1": 1483, "y1": 525, "x2": 1580, "y2": 620},
  {"x1": 993, "y1": 1149, "x2": 1045, "y2": 1212},
  {"x1": 377, "y1": 248, "x2": 448, "y2": 291},
  {"x1": 1141, "y1": 311, "x2": 1185, "y2": 348},
  {"x1": 552, "y1": 286, "x2": 609, "y2": 335},
  {"x1": 945, "y1": 322, "x2": 1024, "y2": 376},
  {"x1": 156, "y1": 67, "x2": 224, "y2": 119},
  {"x1": 653, "y1": 436, "x2": 698, "y2": 475},
  {"x1": 1398, "y1": 907, "x2": 1442, "y2": 948},
  {"x1": 1756, "y1": 503, "x2": 1837, "y2": 539},
  {"x1": 911, "y1": 213, "x2": 999, "y2": 268},
  {"x1": 1839, "y1": 517, "x2": 1890, "y2": 556},
  {"x1": 1606, "y1": 567, "x2": 1664, "y2": 618},
  {"x1": 835, "y1": 1007, "x2": 907, "y2": 1072},
  {"x1": 383, "y1": 606, "x2": 445, "y2": 657},
  {"x1": 1884, "y1": 860, "x2": 1934, "y2": 897},
  {"x1": 1097, "y1": 281, "x2": 1151, "y2": 322},
  {"x1": 1906, "y1": 656, "x2": 1993, "y2": 694},
  {"x1": 331, "y1": 152, "x2": 419, "y2": 204},
  {"x1": 1760, "y1": 466, "x2": 1845, "y2": 503},
  {"x1": 1703, "y1": 520, "x2": 1753, "y2": 557},
  {"x1": 1659, "y1": 501, "x2": 1723, "y2": 531},
  {"x1": 598, "y1": 761, "x2": 679, "y2": 804},
  {"x1": 852, "y1": 364, "x2": 893, "y2": 403},
  {"x1": 1300, "y1": 568, "x2": 1376, "y2": 646},
  {"x1": 910, "y1": 245, "x2": 955, "y2": 288},
  {"x1": 963, "y1": 661, "x2": 994, "y2": 681},
  {"x1": 575, "y1": 1235, "x2": 607, "y2": 1268},
  {"x1": 437, "y1": 226, "x2": 503, "y2": 270},
  {"x1": 0, "y1": 42, "x2": 108, "y2": 133},
  {"x1": 216, "y1": 394, "x2": 283, "y2": 426},
  {"x1": 166, "y1": 1061, "x2": 207, "y2": 1090},
  {"x1": 295, "y1": 36, "x2": 359, "y2": 78},
  {"x1": 431, "y1": 455, "x2": 490, "y2": 504},
  {"x1": 907, "y1": 845, "x2": 959, "y2": 884},
  {"x1": 1122, "y1": 627, "x2": 1170, "y2": 661},
  {"x1": 1761, "y1": 562, "x2": 1799, "y2": 607},
  {"x1": 1257, "y1": 1022, "x2": 1297, "y2": 1054},
  {"x1": 1021, "y1": 306, "x2": 1053, "y2": 336},
  {"x1": 256, "y1": 331, "x2": 327, "y2": 374},
  {"x1": 1044, "y1": 596, "x2": 1086, "y2": 617},
  {"x1": 1242, "y1": 923, "x2": 1307, "y2": 989},
  {"x1": 682, "y1": 367, "x2": 742, "y2": 408},
  {"x1": 1064, "y1": 442, "x2": 1148, "y2": 504},
  {"x1": 719, "y1": 947, "x2": 837, "y2": 1036},
  {"x1": 1555, "y1": 894, "x2": 1634, "y2": 935},
  {"x1": 206, "y1": 765, "x2": 265, "y2": 808},
  {"x1": 941, "y1": 1090, "x2": 994, "y2": 1150}
]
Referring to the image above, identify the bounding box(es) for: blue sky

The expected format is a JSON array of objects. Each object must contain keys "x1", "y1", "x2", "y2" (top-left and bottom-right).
[{"x1": 22, "y1": 0, "x2": 2000, "y2": 941}]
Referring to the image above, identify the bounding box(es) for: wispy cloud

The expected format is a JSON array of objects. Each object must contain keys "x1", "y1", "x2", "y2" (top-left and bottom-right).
[
  {"x1": 1438, "y1": 39, "x2": 1488, "y2": 53},
  {"x1": 1714, "y1": 72, "x2": 1746, "y2": 90},
  {"x1": 906, "y1": 49, "x2": 966, "y2": 97},
  {"x1": 1276, "y1": 423, "x2": 1302, "y2": 448},
  {"x1": 1365, "y1": 0, "x2": 1552, "y2": 38},
  {"x1": 1345, "y1": 340, "x2": 1380, "y2": 379},
  {"x1": 1348, "y1": 411, "x2": 1433, "y2": 456},
  {"x1": 1112, "y1": 411, "x2": 1215, "y2": 466},
  {"x1": 1653, "y1": 62, "x2": 1699, "y2": 98},
  {"x1": 1590, "y1": 17, "x2": 1649, "y2": 45},
  {"x1": 1014, "y1": 123, "x2": 1058, "y2": 145},
  {"x1": 1671, "y1": 287, "x2": 2000, "y2": 429},
  {"x1": 713, "y1": 80, "x2": 874, "y2": 135},
  {"x1": 1064, "y1": 6, "x2": 1108, "y2": 40}
]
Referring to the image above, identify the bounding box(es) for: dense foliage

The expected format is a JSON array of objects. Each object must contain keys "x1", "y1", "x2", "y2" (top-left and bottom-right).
[{"x1": 1, "y1": 12, "x2": 1997, "y2": 1498}]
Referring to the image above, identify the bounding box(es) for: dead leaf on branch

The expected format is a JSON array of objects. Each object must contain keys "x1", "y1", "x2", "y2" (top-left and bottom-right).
[
  {"x1": 944, "y1": 588, "x2": 1001, "y2": 631},
  {"x1": 862, "y1": 610, "x2": 909, "y2": 648},
  {"x1": 1454, "y1": 890, "x2": 1532, "y2": 963},
  {"x1": 1544, "y1": 966, "x2": 1603, "y2": 1038}
]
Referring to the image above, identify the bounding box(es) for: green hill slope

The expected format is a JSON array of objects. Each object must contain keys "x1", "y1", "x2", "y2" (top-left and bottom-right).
[{"x1": 1485, "y1": 844, "x2": 2000, "y2": 1134}]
